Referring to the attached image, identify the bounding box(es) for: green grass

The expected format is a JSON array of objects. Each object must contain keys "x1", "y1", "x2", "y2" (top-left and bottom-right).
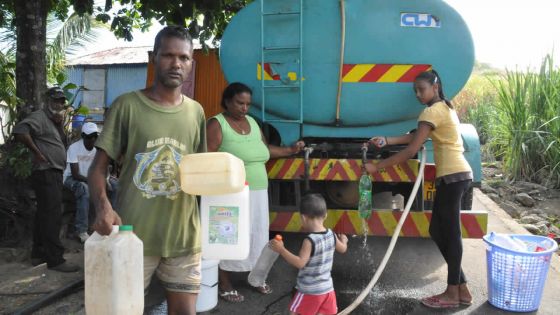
[{"x1": 457, "y1": 55, "x2": 560, "y2": 188}]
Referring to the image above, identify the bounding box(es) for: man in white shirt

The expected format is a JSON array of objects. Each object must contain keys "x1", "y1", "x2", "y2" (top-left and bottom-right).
[{"x1": 63, "y1": 122, "x2": 99, "y2": 242}]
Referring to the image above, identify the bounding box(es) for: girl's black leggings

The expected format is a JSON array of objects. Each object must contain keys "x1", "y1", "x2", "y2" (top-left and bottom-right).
[{"x1": 429, "y1": 179, "x2": 471, "y2": 285}]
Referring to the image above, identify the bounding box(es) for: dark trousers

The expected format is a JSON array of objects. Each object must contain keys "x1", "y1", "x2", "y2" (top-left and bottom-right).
[
  {"x1": 429, "y1": 179, "x2": 471, "y2": 285},
  {"x1": 31, "y1": 169, "x2": 65, "y2": 267}
]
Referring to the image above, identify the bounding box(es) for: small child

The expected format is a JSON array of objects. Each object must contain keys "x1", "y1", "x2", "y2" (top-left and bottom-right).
[{"x1": 270, "y1": 193, "x2": 348, "y2": 315}]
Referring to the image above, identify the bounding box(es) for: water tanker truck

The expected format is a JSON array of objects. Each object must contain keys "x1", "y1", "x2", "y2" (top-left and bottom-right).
[
  {"x1": 220, "y1": 0, "x2": 487, "y2": 237},
  {"x1": 218, "y1": 0, "x2": 487, "y2": 238}
]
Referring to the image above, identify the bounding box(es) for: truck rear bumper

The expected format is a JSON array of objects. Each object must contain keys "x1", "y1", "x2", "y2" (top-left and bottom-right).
[{"x1": 269, "y1": 209, "x2": 488, "y2": 239}]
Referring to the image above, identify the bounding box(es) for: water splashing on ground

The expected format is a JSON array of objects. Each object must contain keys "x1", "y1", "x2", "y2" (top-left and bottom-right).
[{"x1": 339, "y1": 285, "x2": 422, "y2": 314}]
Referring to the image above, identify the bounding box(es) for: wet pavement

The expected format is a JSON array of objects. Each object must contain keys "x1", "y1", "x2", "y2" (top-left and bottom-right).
[{"x1": 185, "y1": 189, "x2": 560, "y2": 315}]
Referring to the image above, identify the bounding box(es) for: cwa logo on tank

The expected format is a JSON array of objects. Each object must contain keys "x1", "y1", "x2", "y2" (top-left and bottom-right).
[{"x1": 400, "y1": 13, "x2": 441, "y2": 28}]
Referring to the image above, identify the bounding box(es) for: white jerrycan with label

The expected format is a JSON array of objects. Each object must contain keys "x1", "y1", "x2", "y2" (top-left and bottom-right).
[
  {"x1": 200, "y1": 183, "x2": 250, "y2": 260},
  {"x1": 85, "y1": 225, "x2": 144, "y2": 315}
]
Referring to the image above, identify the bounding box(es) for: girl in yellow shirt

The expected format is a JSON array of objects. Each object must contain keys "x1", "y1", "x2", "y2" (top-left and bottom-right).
[{"x1": 365, "y1": 70, "x2": 473, "y2": 309}]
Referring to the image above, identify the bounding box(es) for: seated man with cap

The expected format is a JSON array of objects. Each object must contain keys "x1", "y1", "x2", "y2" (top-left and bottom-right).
[{"x1": 63, "y1": 122, "x2": 101, "y2": 242}]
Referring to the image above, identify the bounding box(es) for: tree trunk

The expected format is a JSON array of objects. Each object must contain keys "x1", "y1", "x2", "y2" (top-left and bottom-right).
[{"x1": 14, "y1": 0, "x2": 48, "y2": 114}]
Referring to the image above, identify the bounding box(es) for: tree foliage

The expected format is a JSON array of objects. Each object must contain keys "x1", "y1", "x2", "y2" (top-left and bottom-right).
[
  {"x1": 1, "y1": 0, "x2": 251, "y2": 46},
  {"x1": 46, "y1": 12, "x2": 101, "y2": 82},
  {"x1": 0, "y1": 0, "x2": 251, "y2": 110},
  {"x1": 100, "y1": 0, "x2": 251, "y2": 47},
  {"x1": 0, "y1": 50, "x2": 17, "y2": 137}
]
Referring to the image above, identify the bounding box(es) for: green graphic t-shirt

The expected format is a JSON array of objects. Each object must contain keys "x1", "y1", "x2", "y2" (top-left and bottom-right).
[{"x1": 97, "y1": 91, "x2": 207, "y2": 257}]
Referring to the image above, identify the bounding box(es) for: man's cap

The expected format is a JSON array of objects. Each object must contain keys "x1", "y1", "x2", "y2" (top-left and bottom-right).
[
  {"x1": 81, "y1": 122, "x2": 99, "y2": 135},
  {"x1": 46, "y1": 87, "x2": 66, "y2": 100}
]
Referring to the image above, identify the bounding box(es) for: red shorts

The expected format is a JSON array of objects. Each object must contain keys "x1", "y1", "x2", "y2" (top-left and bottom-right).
[{"x1": 289, "y1": 290, "x2": 337, "y2": 315}]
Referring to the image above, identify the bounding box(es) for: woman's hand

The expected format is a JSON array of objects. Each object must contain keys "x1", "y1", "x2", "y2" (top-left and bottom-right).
[
  {"x1": 368, "y1": 136, "x2": 388, "y2": 148},
  {"x1": 269, "y1": 140, "x2": 306, "y2": 158},
  {"x1": 291, "y1": 140, "x2": 305, "y2": 154},
  {"x1": 364, "y1": 162, "x2": 379, "y2": 175}
]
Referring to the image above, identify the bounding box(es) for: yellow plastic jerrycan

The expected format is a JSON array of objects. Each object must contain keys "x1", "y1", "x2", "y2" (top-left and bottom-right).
[{"x1": 179, "y1": 152, "x2": 246, "y2": 195}]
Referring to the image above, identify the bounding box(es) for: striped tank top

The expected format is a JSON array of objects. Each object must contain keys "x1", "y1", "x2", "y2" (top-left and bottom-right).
[{"x1": 296, "y1": 229, "x2": 336, "y2": 295}]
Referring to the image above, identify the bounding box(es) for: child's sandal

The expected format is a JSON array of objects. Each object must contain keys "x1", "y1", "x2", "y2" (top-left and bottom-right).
[{"x1": 252, "y1": 283, "x2": 273, "y2": 295}]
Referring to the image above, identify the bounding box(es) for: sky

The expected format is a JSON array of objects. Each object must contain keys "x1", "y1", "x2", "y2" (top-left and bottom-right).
[
  {"x1": 444, "y1": 0, "x2": 560, "y2": 70},
  {"x1": 72, "y1": 0, "x2": 560, "y2": 70}
]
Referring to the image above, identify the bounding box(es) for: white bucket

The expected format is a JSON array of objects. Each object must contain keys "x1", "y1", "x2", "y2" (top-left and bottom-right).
[{"x1": 196, "y1": 259, "x2": 219, "y2": 312}]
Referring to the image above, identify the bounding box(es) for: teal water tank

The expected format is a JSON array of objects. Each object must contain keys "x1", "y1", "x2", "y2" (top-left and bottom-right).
[{"x1": 220, "y1": 0, "x2": 474, "y2": 143}]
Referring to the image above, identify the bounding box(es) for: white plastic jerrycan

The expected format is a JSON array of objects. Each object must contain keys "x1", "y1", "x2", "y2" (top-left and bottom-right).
[
  {"x1": 85, "y1": 225, "x2": 144, "y2": 315},
  {"x1": 180, "y1": 152, "x2": 246, "y2": 195},
  {"x1": 200, "y1": 183, "x2": 250, "y2": 260}
]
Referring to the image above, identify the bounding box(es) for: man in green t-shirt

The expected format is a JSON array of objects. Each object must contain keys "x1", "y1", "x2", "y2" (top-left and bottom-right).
[{"x1": 89, "y1": 26, "x2": 206, "y2": 314}]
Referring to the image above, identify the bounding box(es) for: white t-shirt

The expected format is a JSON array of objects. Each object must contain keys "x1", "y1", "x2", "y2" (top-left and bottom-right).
[{"x1": 63, "y1": 139, "x2": 96, "y2": 179}]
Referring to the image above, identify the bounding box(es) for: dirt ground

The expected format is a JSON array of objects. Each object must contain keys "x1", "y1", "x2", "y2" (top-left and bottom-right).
[
  {"x1": 0, "y1": 238, "x2": 85, "y2": 315},
  {"x1": 481, "y1": 163, "x2": 560, "y2": 221}
]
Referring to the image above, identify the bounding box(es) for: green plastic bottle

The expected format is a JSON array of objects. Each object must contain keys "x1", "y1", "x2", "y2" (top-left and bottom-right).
[{"x1": 358, "y1": 172, "x2": 372, "y2": 219}]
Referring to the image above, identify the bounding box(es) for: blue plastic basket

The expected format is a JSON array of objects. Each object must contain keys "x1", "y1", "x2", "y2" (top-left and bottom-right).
[{"x1": 483, "y1": 234, "x2": 558, "y2": 312}]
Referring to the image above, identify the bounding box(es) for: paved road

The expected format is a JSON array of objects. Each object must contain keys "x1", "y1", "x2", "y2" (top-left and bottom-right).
[{"x1": 189, "y1": 189, "x2": 560, "y2": 315}]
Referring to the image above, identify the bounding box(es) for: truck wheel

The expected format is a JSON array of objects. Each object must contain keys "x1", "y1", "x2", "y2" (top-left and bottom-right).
[{"x1": 461, "y1": 186, "x2": 473, "y2": 210}]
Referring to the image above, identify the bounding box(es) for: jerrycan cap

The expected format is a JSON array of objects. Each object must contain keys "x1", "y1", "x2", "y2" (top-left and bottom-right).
[{"x1": 119, "y1": 225, "x2": 133, "y2": 232}]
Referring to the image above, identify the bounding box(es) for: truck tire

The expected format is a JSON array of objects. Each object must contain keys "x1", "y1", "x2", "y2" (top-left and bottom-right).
[{"x1": 461, "y1": 186, "x2": 473, "y2": 210}]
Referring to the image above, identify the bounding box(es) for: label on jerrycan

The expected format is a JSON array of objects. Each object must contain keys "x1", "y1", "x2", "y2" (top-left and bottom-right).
[
  {"x1": 208, "y1": 205, "x2": 240, "y2": 245},
  {"x1": 201, "y1": 184, "x2": 250, "y2": 260}
]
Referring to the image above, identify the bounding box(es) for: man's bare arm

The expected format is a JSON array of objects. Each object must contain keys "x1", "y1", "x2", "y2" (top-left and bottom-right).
[
  {"x1": 70, "y1": 163, "x2": 87, "y2": 182},
  {"x1": 15, "y1": 134, "x2": 47, "y2": 163},
  {"x1": 88, "y1": 149, "x2": 121, "y2": 235}
]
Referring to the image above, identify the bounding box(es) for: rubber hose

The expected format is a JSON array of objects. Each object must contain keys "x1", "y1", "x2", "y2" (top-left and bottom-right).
[
  {"x1": 10, "y1": 279, "x2": 84, "y2": 315},
  {"x1": 335, "y1": 0, "x2": 346, "y2": 124}
]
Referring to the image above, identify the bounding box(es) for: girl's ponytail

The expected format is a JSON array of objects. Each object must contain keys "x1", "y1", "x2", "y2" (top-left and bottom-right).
[{"x1": 430, "y1": 70, "x2": 453, "y2": 108}]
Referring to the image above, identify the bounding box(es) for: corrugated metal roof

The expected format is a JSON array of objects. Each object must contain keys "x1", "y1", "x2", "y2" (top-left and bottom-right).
[
  {"x1": 67, "y1": 46, "x2": 152, "y2": 66},
  {"x1": 67, "y1": 41, "x2": 207, "y2": 66}
]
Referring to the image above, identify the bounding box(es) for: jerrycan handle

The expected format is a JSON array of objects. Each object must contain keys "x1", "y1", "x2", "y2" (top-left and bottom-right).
[
  {"x1": 99, "y1": 225, "x2": 119, "y2": 239},
  {"x1": 94, "y1": 225, "x2": 119, "y2": 240}
]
